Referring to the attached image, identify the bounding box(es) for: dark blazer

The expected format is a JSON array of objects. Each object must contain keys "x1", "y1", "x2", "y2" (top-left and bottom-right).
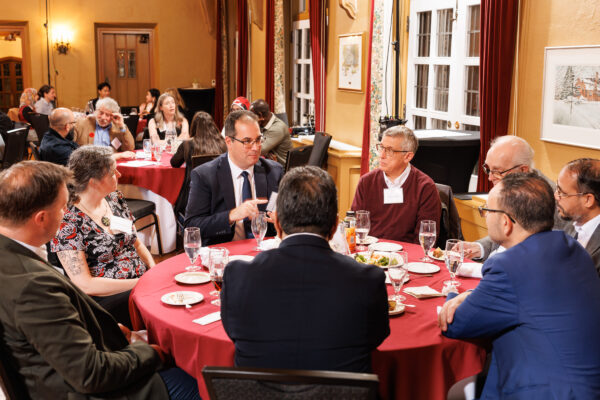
[
  {"x1": 0, "y1": 234, "x2": 169, "y2": 400},
  {"x1": 221, "y1": 234, "x2": 390, "y2": 373},
  {"x1": 565, "y1": 221, "x2": 600, "y2": 276},
  {"x1": 39, "y1": 128, "x2": 79, "y2": 166},
  {"x1": 184, "y1": 153, "x2": 283, "y2": 245},
  {"x1": 444, "y1": 231, "x2": 600, "y2": 399}
]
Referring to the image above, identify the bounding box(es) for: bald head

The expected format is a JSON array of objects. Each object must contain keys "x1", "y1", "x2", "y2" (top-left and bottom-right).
[
  {"x1": 49, "y1": 108, "x2": 75, "y2": 137},
  {"x1": 250, "y1": 99, "x2": 272, "y2": 128},
  {"x1": 484, "y1": 136, "x2": 534, "y2": 186}
]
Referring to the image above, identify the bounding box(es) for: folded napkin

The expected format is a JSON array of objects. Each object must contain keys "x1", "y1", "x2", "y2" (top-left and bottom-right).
[
  {"x1": 457, "y1": 262, "x2": 483, "y2": 278},
  {"x1": 403, "y1": 286, "x2": 444, "y2": 299},
  {"x1": 260, "y1": 238, "x2": 281, "y2": 250},
  {"x1": 193, "y1": 312, "x2": 221, "y2": 326},
  {"x1": 120, "y1": 160, "x2": 157, "y2": 167}
]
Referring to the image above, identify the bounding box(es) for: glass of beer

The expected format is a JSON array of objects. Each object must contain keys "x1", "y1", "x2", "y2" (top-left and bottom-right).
[{"x1": 208, "y1": 247, "x2": 229, "y2": 306}]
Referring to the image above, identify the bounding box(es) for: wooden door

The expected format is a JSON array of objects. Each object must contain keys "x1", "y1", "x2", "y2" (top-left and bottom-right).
[
  {"x1": 96, "y1": 26, "x2": 155, "y2": 108},
  {"x1": 0, "y1": 57, "x2": 23, "y2": 113}
]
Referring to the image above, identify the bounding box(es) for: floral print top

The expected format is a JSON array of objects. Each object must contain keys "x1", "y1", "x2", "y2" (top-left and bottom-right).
[{"x1": 52, "y1": 191, "x2": 147, "y2": 279}]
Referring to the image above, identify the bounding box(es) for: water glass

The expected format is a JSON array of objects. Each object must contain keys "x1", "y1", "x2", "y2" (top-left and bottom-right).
[
  {"x1": 419, "y1": 220, "x2": 436, "y2": 262},
  {"x1": 208, "y1": 247, "x2": 229, "y2": 306},
  {"x1": 251, "y1": 212, "x2": 268, "y2": 250},
  {"x1": 183, "y1": 227, "x2": 201, "y2": 272},
  {"x1": 143, "y1": 139, "x2": 152, "y2": 160},
  {"x1": 152, "y1": 143, "x2": 164, "y2": 163},
  {"x1": 387, "y1": 251, "x2": 408, "y2": 303},
  {"x1": 355, "y1": 210, "x2": 371, "y2": 251},
  {"x1": 444, "y1": 239, "x2": 463, "y2": 289}
]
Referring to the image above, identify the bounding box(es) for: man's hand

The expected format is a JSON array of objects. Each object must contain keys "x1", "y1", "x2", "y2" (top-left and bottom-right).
[
  {"x1": 112, "y1": 112, "x2": 125, "y2": 129},
  {"x1": 229, "y1": 199, "x2": 268, "y2": 223},
  {"x1": 462, "y1": 241, "x2": 482, "y2": 259},
  {"x1": 437, "y1": 291, "x2": 471, "y2": 332}
]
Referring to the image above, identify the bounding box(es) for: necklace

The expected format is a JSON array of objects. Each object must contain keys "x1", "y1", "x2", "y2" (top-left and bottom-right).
[{"x1": 78, "y1": 199, "x2": 111, "y2": 227}]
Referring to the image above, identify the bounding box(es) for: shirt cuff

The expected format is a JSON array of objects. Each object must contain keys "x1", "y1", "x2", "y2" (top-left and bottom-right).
[{"x1": 476, "y1": 242, "x2": 485, "y2": 260}]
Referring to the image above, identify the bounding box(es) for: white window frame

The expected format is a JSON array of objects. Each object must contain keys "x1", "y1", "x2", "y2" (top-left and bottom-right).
[{"x1": 291, "y1": 19, "x2": 314, "y2": 126}]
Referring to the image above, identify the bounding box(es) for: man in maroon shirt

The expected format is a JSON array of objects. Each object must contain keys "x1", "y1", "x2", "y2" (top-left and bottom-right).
[{"x1": 351, "y1": 126, "x2": 440, "y2": 243}]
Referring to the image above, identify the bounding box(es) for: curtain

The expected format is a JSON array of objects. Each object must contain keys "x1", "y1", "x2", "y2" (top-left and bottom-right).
[
  {"x1": 477, "y1": 0, "x2": 519, "y2": 192},
  {"x1": 273, "y1": 0, "x2": 286, "y2": 114},
  {"x1": 265, "y1": 0, "x2": 275, "y2": 108},
  {"x1": 309, "y1": 0, "x2": 327, "y2": 132},
  {"x1": 360, "y1": 0, "x2": 377, "y2": 175},
  {"x1": 214, "y1": 0, "x2": 224, "y2": 129},
  {"x1": 237, "y1": 0, "x2": 249, "y2": 97}
]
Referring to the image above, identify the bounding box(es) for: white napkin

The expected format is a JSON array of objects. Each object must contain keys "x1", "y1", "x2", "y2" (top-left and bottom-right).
[
  {"x1": 260, "y1": 238, "x2": 281, "y2": 250},
  {"x1": 403, "y1": 286, "x2": 444, "y2": 299},
  {"x1": 193, "y1": 312, "x2": 221, "y2": 325},
  {"x1": 120, "y1": 160, "x2": 157, "y2": 167},
  {"x1": 457, "y1": 262, "x2": 483, "y2": 278}
]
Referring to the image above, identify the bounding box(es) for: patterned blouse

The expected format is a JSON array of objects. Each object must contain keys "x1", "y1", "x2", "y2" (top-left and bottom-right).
[{"x1": 52, "y1": 191, "x2": 147, "y2": 279}]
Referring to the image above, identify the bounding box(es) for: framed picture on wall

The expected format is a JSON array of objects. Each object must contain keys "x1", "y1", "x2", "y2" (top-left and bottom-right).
[
  {"x1": 540, "y1": 45, "x2": 600, "y2": 150},
  {"x1": 338, "y1": 32, "x2": 364, "y2": 92}
]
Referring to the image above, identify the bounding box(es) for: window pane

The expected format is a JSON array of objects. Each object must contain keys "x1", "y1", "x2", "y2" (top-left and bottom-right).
[
  {"x1": 464, "y1": 66, "x2": 480, "y2": 116},
  {"x1": 304, "y1": 64, "x2": 311, "y2": 94},
  {"x1": 437, "y1": 9, "x2": 453, "y2": 57},
  {"x1": 414, "y1": 116, "x2": 426, "y2": 129},
  {"x1": 16, "y1": 78, "x2": 23, "y2": 92},
  {"x1": 304, "y1": 28, "x2": 311, "y2": 59},
  {"x1": 432, "y1": 118, "x2": 449, "y2": 130},
  {"x1": 296, "y1": 64, "x2": 301, "y2": 92},
  {"x1": 117, "y1": 50, "x2": 126, "y2": 78},
  {"x1": 128, "y1": 50, "x2": 136, "y2": 78},
  {"x1": 434, "y1": 65, "x2": 450, "y2": 112},
  {"x1": 415, "y1": 64, "x2": 429, "y2": 109},
  {"x1": 417, "y1": 11, "x2": 431, "y2": 57},
  {"x1": 462, "y1": 123, "x2": 479, "y2": 132},
  {"x1": 467, "y1": 5, "x2": 481, "y2": 57},
  {"x1": 2, "y1": 64, "x2": 9, "y2": 76},
  {"x1": 295, "y1": 99, "x2": 302, "y2": 125},
  {"x1": 3, "y1": 78, "x2": 11, "y2": 92},
  {"x1": 295, "y1": 30, "x2": 302, "y2": 58},
  {"x1": 15, "y1": 63, "x2": 22, "y2": 77}
]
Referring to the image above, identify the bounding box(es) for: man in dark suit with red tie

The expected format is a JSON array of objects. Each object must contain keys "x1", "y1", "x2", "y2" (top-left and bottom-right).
[{"x1": 185, "y1": 110, "x2": 283, "y2": 245}]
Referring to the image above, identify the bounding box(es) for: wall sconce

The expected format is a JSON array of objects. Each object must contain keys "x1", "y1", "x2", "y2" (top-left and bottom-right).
[{"x1": 52, "y1": 26, "x2": 73, "y2": 55}]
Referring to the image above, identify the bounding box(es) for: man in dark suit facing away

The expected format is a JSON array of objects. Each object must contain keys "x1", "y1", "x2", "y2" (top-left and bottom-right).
[{"x1": 221, "y1": 166, "x2": 390, "y2": 373}]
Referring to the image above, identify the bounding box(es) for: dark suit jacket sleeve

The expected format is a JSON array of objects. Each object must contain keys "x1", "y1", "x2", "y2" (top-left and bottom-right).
[
  {"x1": 367, "y1": 269, "x2": 391, "y2": 348},
  {"x1": 15, "y1": 276, "x2": 163, "y2": 394},
  {"x1": 443, "y1": 260, "x2": 519, "y2": 339},
  {"x1": 475, "y1": 236, "x2": 498, "y2": 261},
  {"x1": 413, "y1": 179, "x2": 442, "y2": 240}
]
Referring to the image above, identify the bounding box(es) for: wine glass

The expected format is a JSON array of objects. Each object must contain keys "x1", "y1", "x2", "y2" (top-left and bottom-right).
[
  {"x1": 183, "y1": 227, "x2": 202, "y2": 272},
  {"x1": 387, "y1": 251, "x2": 408, "y2": 304},
  {"x1": 355, "y1": 210, "x2": 371, "y2": 251},
  {"x1": 419, "y1": 220, "x2": 436, "y2": 262},
  {"x1": 444, "y1": 239, "x2": 463, "y2": 289},
  {"x1": 208, "y1": 247, "x2": 229, "y2": 306},
  {"x1": 251, "y1": 212, "x2": 268, "y2": 250},
  {"x1": 152, "y1": 143, "x2": 163, "y2": 163}
]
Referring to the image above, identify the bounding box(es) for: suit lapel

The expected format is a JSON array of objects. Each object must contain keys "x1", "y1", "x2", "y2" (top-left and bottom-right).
[
  {"x1": 586, "y1": 223, "x2": 600, "y2": 256},
  {"x1": 217, "y1": 155, "x2": 236, "y2": 212}
]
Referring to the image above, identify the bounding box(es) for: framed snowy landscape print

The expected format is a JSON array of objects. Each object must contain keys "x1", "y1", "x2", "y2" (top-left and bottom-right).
[{"x1": 540, "y1": 45, "x2": 600, "y2": 150}]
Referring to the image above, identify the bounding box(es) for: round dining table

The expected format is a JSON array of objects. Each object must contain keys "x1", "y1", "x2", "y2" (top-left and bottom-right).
[{"x1": 129, "y1": 239, "x2": 486, "y2": 400}]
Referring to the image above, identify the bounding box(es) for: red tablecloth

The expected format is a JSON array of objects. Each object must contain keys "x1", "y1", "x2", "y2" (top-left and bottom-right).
[
  {"x1": 129, "y1": 240, "x2": 486, "y2": 400},
  {"x1": 116, "y1": 152, "x2": 185, "y2": 205}
]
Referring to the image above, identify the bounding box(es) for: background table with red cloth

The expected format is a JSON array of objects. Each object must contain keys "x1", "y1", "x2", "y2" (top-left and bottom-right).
[{"x1": 129, "y1": 240, "x2": 486, "y2": 399}]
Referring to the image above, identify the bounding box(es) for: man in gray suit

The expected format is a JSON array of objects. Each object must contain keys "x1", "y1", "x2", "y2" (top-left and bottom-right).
[
  {"x1": 556, "y1": 158, "x2": 600, "y2": 276},
  {"x1": 463, "y1": 136, "x2": 567, "y2": 261}
]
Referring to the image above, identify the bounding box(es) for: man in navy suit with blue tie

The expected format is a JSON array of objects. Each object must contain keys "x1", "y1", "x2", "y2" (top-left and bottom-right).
[
  {"x1": 439, "y1": 172, "x2": 600, "y2": 399},
  {"x1": 185, "y1": 110, "x2": 283, "y2": 245}
]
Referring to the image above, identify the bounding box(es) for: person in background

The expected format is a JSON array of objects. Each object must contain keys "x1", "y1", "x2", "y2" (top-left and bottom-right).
[
  {"x1": 34, "y1": 84, "x2": 56, "y2": 115},
  {"x1": 72, "y1": 97, "x2": 135, "y2": 160},
  {"x1": 351, "y1": 125, "x2": 441, "y2": 244},
  {"x1": 250, "y1": 99, "x2": 292, "y2": 166},
  {"x1": 39, "y1": 108, "x2": 79, "y2": 166},
  {"x1": 85, "y1": 81, "x2": 111, "y2": 114},
  {"x1": 139, "y1": 87, "x2": 160, "y2": 119},
  {"x1": 556, "y1": 158, "x2": 600, "y2": 275},
  {"x1": 51, "y1": 146, "x2": 154, "y2": 327},
  {"x1": 18, "y1": 87, "x2": 38, "y2": 123},
  {"x1": 439, "y1": 172, "x2": 600, "y2": 399},
  {"x1": 171, "y1": 111, "x2": 227, "y2": 219},
  {"x1": 148, "y1": 93, "x2": 189, "y2": 144},
  {"x1": 164, "y1": 87, "x2": 187, "y2": 115},
  {"x1": 221, "y1": 97, "x2": 251, "y2": 137}
]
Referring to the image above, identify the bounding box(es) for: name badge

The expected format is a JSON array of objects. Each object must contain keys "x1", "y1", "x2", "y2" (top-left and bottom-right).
[
  {"x1": 111, "y1": 137, "x2": 122, "y2": 150},
  {"x1": 266, "y1": 192, "x2": 278, "y2": 212},
  {"x1": 384, "y1": 187, "x2": 404, "y2": 204},
  {"x1": 110, "y1": 215, "x2": 133, "y2": 234}
]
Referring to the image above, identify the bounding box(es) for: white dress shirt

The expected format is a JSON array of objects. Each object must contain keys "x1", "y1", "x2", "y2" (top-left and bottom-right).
[
  {"x1": 383, "y1": 164, "x2": 411, "y2": 189},
  {"x1": 227, "y1": 154, "x2": 256, "y2": 241},
  {"x1": 573, "y1": 213, "x2": 600, "y2": 248},
  {"x1": 13, "y1": 239, "x2": 48, "y2": 262}
]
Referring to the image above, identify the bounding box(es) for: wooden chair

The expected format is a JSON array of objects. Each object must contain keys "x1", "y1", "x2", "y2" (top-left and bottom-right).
[
  {"x1": 29, "y1": 113, "x2": 49, "y2": 143},
  {"x1": 191, "y1": 154, "x2": 219, "y2": 170},
  {"x1": 28, "y1": 142, "x2": 40, "y2": 160},
  {"x1": 203, "y1": 366, "x2": 379, "y2": 400},
  {"x1": 307, "y1": 131, "x2": 332, "y2": 169},
  {"x1": 284, "y1": 145, "x2": 313, "y2": 172},
  {"x1": 1, "y1": 127, "x2": 28, "y2": 169}
]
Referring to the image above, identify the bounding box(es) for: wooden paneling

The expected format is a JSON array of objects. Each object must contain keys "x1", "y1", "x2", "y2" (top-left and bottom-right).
[{"x1": 455, "y1": 197, "x2": 488, "y2": 242}]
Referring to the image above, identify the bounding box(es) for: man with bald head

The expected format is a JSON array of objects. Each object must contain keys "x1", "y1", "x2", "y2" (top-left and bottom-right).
[
  {"x1": 250, "y1": 99, "x2": 292, "y2": 166},
  {"x1": 39, "y1": 107, "x2": 79, "y2": 165}
]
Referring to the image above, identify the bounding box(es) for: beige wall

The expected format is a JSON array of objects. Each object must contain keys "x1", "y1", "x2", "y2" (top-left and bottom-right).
[
  {"x1": 510, "y1": 0, "x2": 600, "y2": 180},
  {"x1": 2, "y1": 0, "x2": 216, "y2": 109},
  {"x1": 0, "y1": 37, "x2": 22, "y2": 58}
]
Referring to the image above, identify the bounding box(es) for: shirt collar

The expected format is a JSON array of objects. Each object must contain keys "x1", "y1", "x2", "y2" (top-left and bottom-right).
[
  {"x1": 227, "y1": 153, "x2": 254, "y2": 179},
  {"x1": 95, "y1": 120, "x2": 112, "y2": 131},
  {"x1": 263, "y1": 114, "x2": 277, "y2": 131},
  {"x1": 573, "y1": 213, "x2": 600, "y2": 247},
  {"x1": 12, "y1": 238, "x2": 48, "y2": 262},
  {"x1": 283, "y1": 232, "x2": 326, "y2": 241},
  {"x1": 383, "y1": 164, "x2": 411, "y2": 188}
]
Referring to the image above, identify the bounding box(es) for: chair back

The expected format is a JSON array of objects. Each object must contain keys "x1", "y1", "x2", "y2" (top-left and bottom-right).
[
  {"x1": 191, "y1": 154, "x2": 219, "y2": 170},
  {"x1": 203, "y1": 366, "x2": 379, "y2": 400},
  {"x1": 29, "y1": 142, "x2": 41, "y2": 160},
  {"x1": 123, "y1": 114, "x2": 139, "y2": 138},
  {"x1": 307, "y1": 131, "x2": 331, "y2": 169},
  {"x1": 2, "y1": 128, "x2": 28, "y2": 169},
  {"x1": 285, "y1": 145, "x2": 313, "y2": 172},
  {"x1": 435, "y1": 183, "x2": 464, "y2": 247},
  {"x1": 29, "y1": 114, "x2": 49, "y2": 143}
]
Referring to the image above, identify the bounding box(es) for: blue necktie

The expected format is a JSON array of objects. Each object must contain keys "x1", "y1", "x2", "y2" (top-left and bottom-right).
[{"x1": 241, "y1": 171, "x2": 254, "y2": 238}]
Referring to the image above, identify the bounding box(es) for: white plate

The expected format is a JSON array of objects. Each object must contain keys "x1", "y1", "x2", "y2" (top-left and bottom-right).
[
  {"x1": 228, "y1": 255, "x2": 255, "y2": 263},
  {"x1": 385, "y1": 274, "x2": 410, "y2": 285},
  {"x1": 388, "y1": 300, "x2": 405, "y2": 316},
  {"x1": 360, "y1": 235, "x2": 378, "y2": 245},
  {"x1": 174, "y1": 271, "x2": 211, "y2": 285},
  {"x1": 428, "y1": 249, "x2": 445, "y2": 261},
  {"x1": 161, "y1": 291, "x2": 204, "y2": 306},
  {"x1": 369, "y1": 242, "x2": 403, "y2": 252},
  {"x1": 406, "y1": 262, "x2": 440, "y2": 274},
  {"x1": 352, "y1": 251, "x2": 405, "y2": 269}
]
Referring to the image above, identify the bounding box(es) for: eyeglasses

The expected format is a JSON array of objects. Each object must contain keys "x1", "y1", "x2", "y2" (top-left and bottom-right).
[
  {"x1": 375, "y1": 143, "x2": 411, "y2": 157},
  {"x1": 482, "y1": 164, "x2": 523, "y2": 178},
  {"x1": 230, "y1": 135, "x2": 264, "y2": 149},
  {"x1": 478, "y1": 204, "x2": 516, "y2": 224},
  {"x1": 554, "y1": 186, "x2": 589, "y2": 199}
]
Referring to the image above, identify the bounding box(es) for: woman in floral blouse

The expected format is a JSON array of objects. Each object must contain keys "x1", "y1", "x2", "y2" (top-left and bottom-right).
[{"x1": 52, "y1": 145, "x2": 154, "y2": 326}]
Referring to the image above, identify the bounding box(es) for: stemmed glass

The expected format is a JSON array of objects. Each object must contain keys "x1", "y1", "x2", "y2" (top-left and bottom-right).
[
  {"x1": 142, "y1": 139, "x2": 152, "y2": 160},
  {"x1": 387, "y1": 251, "x2": 409, "y2": 304},
  {"x1": 418, "y1": 220, "x2": 436, "y2": 262},
  {"x1": 208, "y1": 247, "x2": 229, "y2": 306},
  {"x1": 444, "y1": 239, "x2": 463, "y2": 289},
  {"x1": 251, "y1": 212, "x2": 268, "y2": 250},
  {"x1": 183, "y1": 227, "x2": 202, "y2": 272},
  {"x1": 355, "y1": 210, "x2": 371, "y2": 251},
  {"x1": 152, "y1": 143, "x2": 164, "y2": 163}
]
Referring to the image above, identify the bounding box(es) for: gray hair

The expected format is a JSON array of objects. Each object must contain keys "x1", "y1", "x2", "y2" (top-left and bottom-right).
[
  {"x1": 490, "y1": 136, "x2": 534, "y2": 168},
  {"x1": 382, "y1": 126, "x2": 419, "y2": 153},
  {"x1": 49, "y1": 108, "x2": 72, "y2": 130},
  {"x1": 67, "y1": 145, "x2": 114, "y2": 204},
  {"x1": 95, "y1": 97, "x2": 120, "y2": 114}
]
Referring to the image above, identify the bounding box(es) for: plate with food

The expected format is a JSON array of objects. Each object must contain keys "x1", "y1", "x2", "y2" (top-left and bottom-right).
[
  {"x1": 405, "y1": 262, "x2": 440, "y2": 274},
  {"x1": 161, "y1": 291, "x2": 204, "y2": 306},
  {"x1": 174, "y1": 271, "x2": 211, "y2": 285},
  {"x1": 353, "y1": 251, "x2": 404, "y2": 268},
  {"x1": 369, "y1": 242, "x2": 403, "y2": 252},
  {"x1": 428, "y1": 247, "x2": 445, "y2": 261},
  {"x1": 388, "y1": 299, "x2": 405, "y2": 316}
]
